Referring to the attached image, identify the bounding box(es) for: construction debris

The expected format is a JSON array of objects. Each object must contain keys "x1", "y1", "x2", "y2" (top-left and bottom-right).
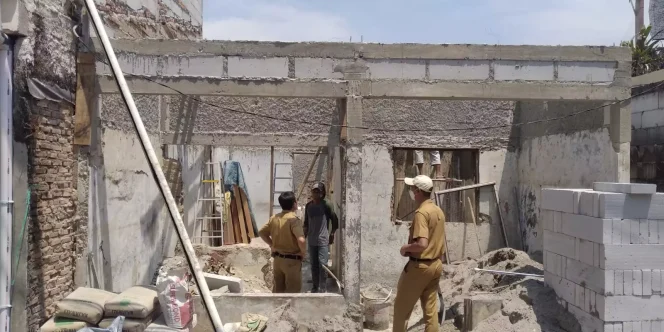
[{"x1": 264, "y1": 302, "x2": 363, "y2": 332}]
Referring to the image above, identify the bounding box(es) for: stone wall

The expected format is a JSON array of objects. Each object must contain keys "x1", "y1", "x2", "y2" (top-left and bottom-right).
[{"x1": 26, "y1": 100, "x2": 77, "y2": 331}]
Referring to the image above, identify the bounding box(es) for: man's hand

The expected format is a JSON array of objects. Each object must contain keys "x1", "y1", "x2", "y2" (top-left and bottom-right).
[
  {"x1": 400, "y1": 245, "x2": 408, "y2": 257},
  {"x1": 329, "y1": 234, "x2": 335, "y2": 245}
]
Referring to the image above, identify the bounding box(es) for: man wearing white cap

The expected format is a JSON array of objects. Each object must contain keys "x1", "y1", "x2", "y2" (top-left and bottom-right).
[{"x1": 392, "y1": 175, "x2": 446, "y2": 332}]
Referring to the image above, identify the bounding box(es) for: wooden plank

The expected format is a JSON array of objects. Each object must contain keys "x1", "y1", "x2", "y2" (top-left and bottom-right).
[
  {"x1": 240, "y1": 188, "x2": 256, "y2": 238},
  {"x1": 233, "y1": 185, "x2": 249, "y2": 243},
  {"x1": 230, "y1": 196, "x2": 241, "y2": 244},
  {"x1": 74, "y1": 53, "x2": 95, "y2": 145},
  {"x1": 269, "y1": 146, "x2": 275, "y2": 216},
  {"x1": 297, "y1": 147, "x2": 322, "y2": 201}
]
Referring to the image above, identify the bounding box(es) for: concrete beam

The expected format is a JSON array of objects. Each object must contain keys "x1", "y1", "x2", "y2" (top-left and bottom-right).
[
  {"x1": 99, "y1": 75, "x2": 628, "y2": 101},
  {"x1": 97, "y1": 75, "x2": 348, "y2": 98},
  {"x1": 363, "y1": 81, "x2": 630, "y2": 101},
  {"x1": 632, "y1": 68, "x2": 664, "y2": 86},
  {"x1": 161, "y1": 133, "x2": 330, "y2": 147},
  {"x1": 100, "y1": 39, "x2": 630, "y2": 62}
]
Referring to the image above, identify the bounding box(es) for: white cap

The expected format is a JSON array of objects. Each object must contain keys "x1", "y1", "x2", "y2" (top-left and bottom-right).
[{"x1": 404, "y1": 175, "x2": 434, "y2": 192}]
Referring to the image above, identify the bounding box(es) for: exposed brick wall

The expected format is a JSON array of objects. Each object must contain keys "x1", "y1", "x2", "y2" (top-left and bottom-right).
[{"x1": 26, "y1": 100, "x2": 77, "y2": 331}]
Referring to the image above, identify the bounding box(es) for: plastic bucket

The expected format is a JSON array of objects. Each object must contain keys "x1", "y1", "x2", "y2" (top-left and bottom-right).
[{"x1": 363, "y1": 299, "x2": 391, "y2": 330}]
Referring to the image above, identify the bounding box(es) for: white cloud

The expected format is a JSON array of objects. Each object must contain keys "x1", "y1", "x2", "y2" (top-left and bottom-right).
[{"x1": 203, "y1": 2, "x2": 354, "y2": 42}]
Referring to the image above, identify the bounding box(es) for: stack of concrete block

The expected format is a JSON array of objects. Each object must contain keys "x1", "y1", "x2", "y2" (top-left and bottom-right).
[{"x1": 542, "y1": 182, "x2": 664, "y2": 332}]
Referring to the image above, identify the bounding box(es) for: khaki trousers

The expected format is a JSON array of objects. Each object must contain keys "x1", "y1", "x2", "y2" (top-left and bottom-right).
[
  {"x1": 273, "y1": 256, "x2": 302, "y2": 293},
  {"x1": 392, "y1": 260, "x2": 443, "y2": 332}
]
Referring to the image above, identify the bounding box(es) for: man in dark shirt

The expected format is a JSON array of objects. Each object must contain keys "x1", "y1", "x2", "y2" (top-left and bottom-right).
[{"x1": 303, "y1": 182, "x2": 339, "y2": 293}]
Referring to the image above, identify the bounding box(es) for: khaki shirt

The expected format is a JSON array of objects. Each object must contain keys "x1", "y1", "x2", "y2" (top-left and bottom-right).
[
  {"x1": 258, "y1": 211, "x2": 304, "y2": 255},
  {"x1": 409, "y1": 199, "x2": 446, "y2": 260}
]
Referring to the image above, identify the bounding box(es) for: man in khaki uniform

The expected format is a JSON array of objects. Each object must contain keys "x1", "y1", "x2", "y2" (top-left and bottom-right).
[
  {"x1": 393, "y1": 175, "x2": 446, "y2": 332},
  {"x1": 258, "y1": 191, "x2": 307, "y2": 293}
]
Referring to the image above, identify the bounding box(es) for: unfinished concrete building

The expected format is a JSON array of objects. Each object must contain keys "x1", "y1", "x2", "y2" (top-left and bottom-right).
[{"x1": 78, "y1": 39, "x2": 631, "y2": 328}]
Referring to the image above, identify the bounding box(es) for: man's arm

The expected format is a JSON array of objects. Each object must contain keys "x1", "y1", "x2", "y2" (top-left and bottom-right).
[
  {"x1": 291, "y1": 218, "x2": 307, "y2": 257},
  {"x1": 327, "y1": 200, "x2": 339, "y2": 233},
  {"x1": 258, "y1": 218, "x2": 273, "y2": 248},
  {"x1": 303, "y1": 202, "x2": 310, "y2": 236},
  {"x1": 401, "y1": 211, "x2": 429, "y2": 256}
]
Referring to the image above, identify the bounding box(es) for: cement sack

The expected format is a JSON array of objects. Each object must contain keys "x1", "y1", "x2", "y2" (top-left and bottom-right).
[
  {"x1": 105, "y1": 286, "x2": 159, "y2": 319},
  {"x1": 39, "y1": 317, "x2": 90, "y2": 332},
  {"x1": 98, "y1": 315, "x2": 154, "y2": 332},
  {"x1": 156, "y1": 268, "x2": 193, "y2": 328},
  {"x1": 145, "y1": 314, "x2": 197, "y2": 332},
  {"x1": 78, "y1": 316, "x2": 125, "y2": 332},
  {"x1": 54, "y1": 287, "x2": 116, "y2": 324}
]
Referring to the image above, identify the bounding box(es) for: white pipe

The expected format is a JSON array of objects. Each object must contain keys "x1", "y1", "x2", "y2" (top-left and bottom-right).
[
  {"x1": 81, "y1": 1, "x2": 225, "y2": 331},
  {"x1": 0, "y1": 31, "x2": 14, "y2": 332},
  {"x1": 473, "y1": 268, "x2": 543, "y2": 278}
]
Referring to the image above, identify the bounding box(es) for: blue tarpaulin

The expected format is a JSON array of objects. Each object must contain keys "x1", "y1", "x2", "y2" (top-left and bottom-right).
[{"x1": 223, "y1": 161, "x2": 259, "y2": 236}]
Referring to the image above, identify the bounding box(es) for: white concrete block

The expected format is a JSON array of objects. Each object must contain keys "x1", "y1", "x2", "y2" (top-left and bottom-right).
[
  {"x1": 542, "y1": 188, "x2": 576, "y2": 213},
  {"x1": 293, "y1": 58, "x2": 344, "y2": 79},
  {"x1": 643, "y1": 322, "x2": 652, "y2": 332},
  {"x1": 227, "y1": 57, "x2": 289, "y2": 78},
  {"x1": 623, "y1": 322, "x2": 633, "y2": 332},
  {"x1": 605, "y1": 269, "x2": 615, "y2": 296},
  {"x1": 631, "y1": 219, "x2": 641, "y2": 244},
  {"x1": 621, "y1": 219, "x2": 632, "y2": 244},
  {"x1": 541, "y1": 210, "x2": 554, "y2": 231},
  {"x1": 565, "y1": 258, "x2": 606, "y2": 295},
  {"x1": 367, "y1": 59, "x2": 426, "y2": 80},
  {"x1": 494, "y1": 60, "x2": 554, "y2": 81},
  {"x1": 574, "y1": 190, "x2": 593, "y2": 214},
  {"x1": 604, "y1": 323, "x2": 622, "y2": 332},
  {"x1": 613, "y1": 219, "x2": 623, "y2": 244},
  {"x1": 578, "y1": 239, "x2": 595, "y2": 266},
  {"x1": 594, "y1": 243, "x2": 601, "y2": 268},
  {"x1": 579, "y1": 191, "x2": 601, "y2": 217},
  {"x1": 644, "y1": 269, "x2": 653, "y2": 296},
  {"x1": 642, "y1": 109, "x2": 664, "y2": 128},
  {"x1": 640, "y1": 220, "x2": 650, "y2": 244},
  {"x1": 599, "y1": 193, "x2": 664, "y2": 219},
  {"x1": 633, "y1": 92, "x2": 660, "y2": 112},
  {"x1": 561, "y1": 213, "x2": 612, "y2": 244},
  {"x1": 554, "y1": 211, "x2": 563, "y2": 233},
  {"x1": 604, "y1": 295, "x2": 664, "y2": 321},
  {"x1": 653, "y1": 270, "x2": 662, "y2": 293},
  {"x1": 576, "y1": 284, "x2": 585, "y2": 309},
  {"x1": 558, "y1": 61, "x2": 615, "y2": 82},
  {"x1": 650, "y1": 220, "x2": 660, "y2": 244},
  {"x1": 544, "y1": 230, "x2": 577, "y2": 259},
  {"x1": 659, "y1": 221, "x2": 664, "y2": 244},
  {"x1": 584, "y1": 288, "x2": 592, "y2": 312},
  {"x1": 161, "y1": 55, "x2": 225, "y2": 77},
  {"x1": 602, "y1": 244, "x2": 664, "y2": 269},
  {"x1": 593, "y1": 182, "x2": 657, "y2": 195},
  {"x1": 544, "y1": 271, "x2": 576, "y2": 304},
  {"x1": 567, "y1": 303, "x2": 606, "y2": 332},
  {"x1": 634, "y1": 270, "x2": 643, "y2": 296},
  {"x1": 203, "y1": 273, "x2": 244, "y2": 293},
  {"x1": 590, "y1": 291, "x2": 597, "y2": 315},
  {"x1": 624, "y1": 270, "x2": 634, "y2": 296},
  {"x1": 615, "y1": 322, "x2": 624, "y2": 332},
  {"x1": 615, "y1": 270, "x2": 624, "y2": 296},
  {"x1": 633, "y1": 111, "x2": 644, "y2": 129},
  {"x1": 428, "y1": 60, "x2": 490, "y2": 80}
]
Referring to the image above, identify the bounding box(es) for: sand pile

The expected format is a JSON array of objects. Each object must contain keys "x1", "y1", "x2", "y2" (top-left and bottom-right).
[
  {"x1": 161, "y1": 240, "x2": 273, "y2": 293},
  {"x1": 264, "y1": 301, "x2": 363, "y2": 332},
  {"x1": 438, "y1": 248, "x2": 581, "y2": 332}
]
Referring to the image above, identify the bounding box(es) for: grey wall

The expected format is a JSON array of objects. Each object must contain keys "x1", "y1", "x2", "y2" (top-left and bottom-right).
[
  {"x1": 631, "y1": 88, "x2": 664, "y2": 191},
  {"x1": 11, "y1": 142, "x2": 28, "y2": 332}
]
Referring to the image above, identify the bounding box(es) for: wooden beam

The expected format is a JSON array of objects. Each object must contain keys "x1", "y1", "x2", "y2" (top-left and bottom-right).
[{"x1": 74, "y1": 53, "x2": 96, "y2": 145}]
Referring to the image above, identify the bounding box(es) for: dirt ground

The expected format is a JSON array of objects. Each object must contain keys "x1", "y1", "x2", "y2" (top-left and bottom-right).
[{"x1": 364, "y1": 249, "x2": 581, "y2": 332}]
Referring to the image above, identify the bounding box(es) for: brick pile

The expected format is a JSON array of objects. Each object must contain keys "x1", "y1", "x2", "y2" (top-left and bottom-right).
[
  {"x1": 26, "y1": 100, "x2": 78, "y2": 331},
  {"x1": 542, "y1": 182, "x2": 664, "y2": 332}
]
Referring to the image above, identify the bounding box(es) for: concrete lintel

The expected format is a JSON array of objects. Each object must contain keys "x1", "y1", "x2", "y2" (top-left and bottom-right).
[
  {"x1": 632, "y1": 68, "x2": 664, "y2": 86},
  {"x1": 364, "y1": 81, "x2": 630, "y2": 101},
  {"x1": 97, "y1": 75, "x2": 348, "y2": 98},
  {"x1": 162, "y1": 133, "x2": 330, "y2": 147},
  {"x1": 99, "y1": 38, "x2": 630, "y2": 62}
]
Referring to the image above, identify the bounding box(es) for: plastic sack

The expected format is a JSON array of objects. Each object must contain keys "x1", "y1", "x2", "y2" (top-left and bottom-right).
[
  {"x1": 76, "y1": 316, "x2": 124, "y2": 332},
  {"x1": 156, "y1": 268, "x2": 194, "y2": 328}
]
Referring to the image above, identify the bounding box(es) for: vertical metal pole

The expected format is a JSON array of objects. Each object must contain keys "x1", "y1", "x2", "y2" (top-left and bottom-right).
[
  {"x1": 81, "y1": 1, "x2": 224, "y2": 330},
  {"x1": 0, "y1": 33, "x2": 13, "y2": 332},
  {"x1": 269, "y1": 146, "x2": 274, "y2": 216},
  {"x1": 636, "y1": 0, "x2": 645, "y2": 41}
]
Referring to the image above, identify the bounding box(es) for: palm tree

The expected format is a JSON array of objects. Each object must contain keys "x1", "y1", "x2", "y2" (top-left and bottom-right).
[{"x1": 621, "y1": 25, "x2": 664, "y2": 76}]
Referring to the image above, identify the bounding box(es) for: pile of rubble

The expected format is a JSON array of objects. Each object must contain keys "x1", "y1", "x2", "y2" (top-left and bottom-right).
[{"x1": 437, "y1": 248, "x2": 581, "y2": 332}]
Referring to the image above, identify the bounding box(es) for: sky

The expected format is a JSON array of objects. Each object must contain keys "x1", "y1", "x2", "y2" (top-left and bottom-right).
[{"x1": 202, "y1": 0, "x2": 651, "y2": 46}]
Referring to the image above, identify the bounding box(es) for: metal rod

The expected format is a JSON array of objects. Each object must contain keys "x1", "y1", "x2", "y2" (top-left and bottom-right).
[
  {"x1": 0, "y1": 32, "x2": 13, "y2": 332},
  {"x1": 396, "y1": 177, "x2": 463, "y2": 182},
  {"x1": 269, "y1": 146, "x2": 275, "y2": 216},
  {"x1": 434, "y1": 182, "x2": 496, "y2": 196},
  {"x1": 474, "y1": 268, "x2": 543, "y2": 278},
  {"x1": 492, "y1": 185, "x2": 509, "y2": 248},
  {"x1": 466, "y1": 196, "x2": 483, "y2": 257},
  {"x1": 82, "y1": 1, "x2": 224, "y2": 330},
  {"x1": 434, "y1": 195, "x2": 451, "y2": 264}
]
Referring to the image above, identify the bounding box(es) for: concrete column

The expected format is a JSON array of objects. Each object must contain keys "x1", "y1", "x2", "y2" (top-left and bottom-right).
[
  {"x1": 341, "y1": 95, "x2": 363, "y2": 303},
  {"x1": 609, "y1": 101, "x2": 631, "y2": 182}
]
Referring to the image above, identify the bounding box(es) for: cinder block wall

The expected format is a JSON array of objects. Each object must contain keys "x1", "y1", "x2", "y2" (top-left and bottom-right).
[
  {"x1": 631, "y1": 87, "x2": 664, "y2": 191},
  {"x1": 542, "y1": 184, "x2": 664, "y2": 332}
]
